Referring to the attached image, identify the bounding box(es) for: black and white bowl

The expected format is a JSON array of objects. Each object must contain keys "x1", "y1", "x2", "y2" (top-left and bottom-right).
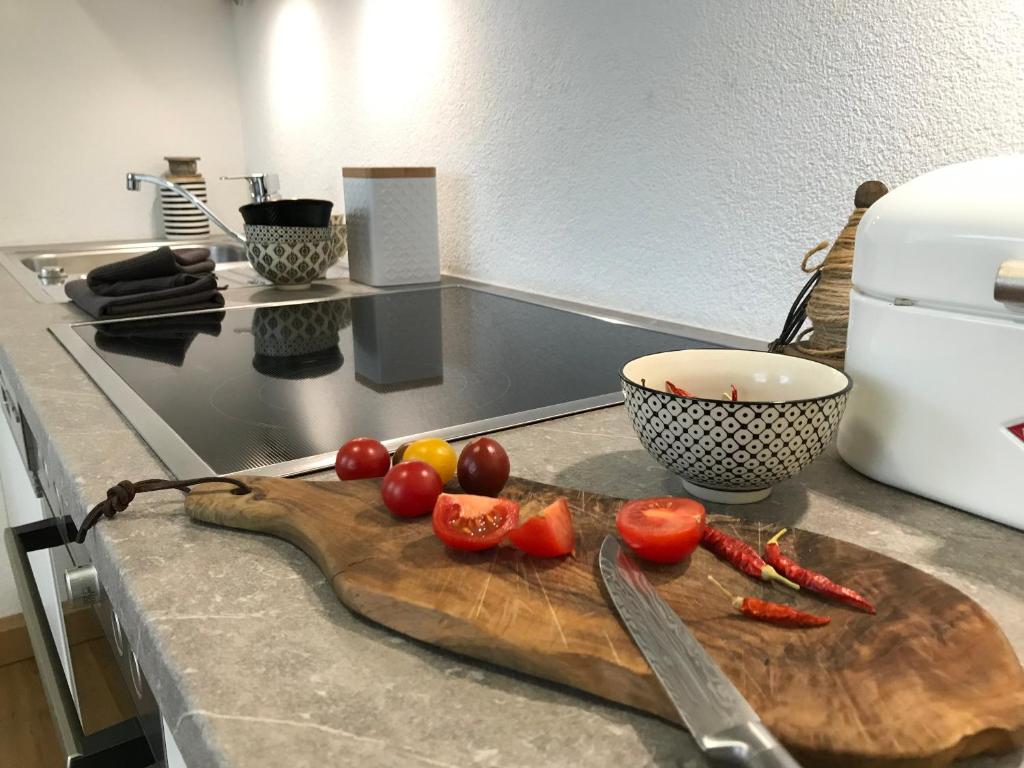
[
  {"x1": 621, "y1": 349, "x2": 852, "y2": 504},
  {"x1": 244, "y1": 224, "x2": 332, "y2": 289}
]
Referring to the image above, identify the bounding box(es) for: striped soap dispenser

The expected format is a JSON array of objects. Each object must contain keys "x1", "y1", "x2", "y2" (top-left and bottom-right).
[{"x1": 160, "y1": 156, "x2": 211, "y2": 240}]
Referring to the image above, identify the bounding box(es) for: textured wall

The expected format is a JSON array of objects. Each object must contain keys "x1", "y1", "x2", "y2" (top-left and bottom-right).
[
  {"x1": 0, "y1": 0, "x2": 249, "y2": 245},
  {"x1": 232, "y1": 0, "x2": 1024, "y2": 340}
]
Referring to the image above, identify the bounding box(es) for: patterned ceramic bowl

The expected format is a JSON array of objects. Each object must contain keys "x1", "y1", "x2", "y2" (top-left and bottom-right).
[
  {"x1": 621, "y1": 349, "x2": 852, "y2": 504},
  {"x1": 244, "y1": 224, "x2": 332, "y2": 290}
]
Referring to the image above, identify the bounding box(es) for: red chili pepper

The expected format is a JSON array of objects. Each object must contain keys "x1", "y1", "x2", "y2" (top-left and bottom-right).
[
  {"x1": 665, "y1": 380, "x2": 694, "y2": 397},
  {"x1": 700, "y1": 526, "x2": 799, "y2": 589},
  {"x1": 709, "y1": 576, "x2": 830, "y2": 628},
  {"x1": 764, "y1": 529, "x2": 876, "y2": 614},
  {"x1": 730, "y1": 384, "x2": 738, "y2": 401}
]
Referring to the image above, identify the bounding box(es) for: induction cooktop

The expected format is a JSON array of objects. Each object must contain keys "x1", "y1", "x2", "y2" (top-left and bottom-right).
[{"x1": 52, "y1": 284, "x2": 721, "y2": 477}]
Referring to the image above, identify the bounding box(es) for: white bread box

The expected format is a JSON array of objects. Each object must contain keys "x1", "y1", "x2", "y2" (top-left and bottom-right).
[{"x1": 838, "y1": 156, "x2": 1024, "y2": 530}]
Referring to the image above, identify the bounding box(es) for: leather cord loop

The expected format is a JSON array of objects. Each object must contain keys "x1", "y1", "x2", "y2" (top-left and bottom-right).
[{"x1": 75, "y1": 476, "x2": 251, "y2": 543}]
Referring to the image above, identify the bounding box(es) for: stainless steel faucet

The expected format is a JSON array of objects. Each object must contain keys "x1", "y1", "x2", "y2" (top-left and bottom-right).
[
  {"x1": 125, "y1": 173, "x2": 247, "y2": 246},
  {"x1": 221, "y1": 173, "x2": 280, "y2": 204}
]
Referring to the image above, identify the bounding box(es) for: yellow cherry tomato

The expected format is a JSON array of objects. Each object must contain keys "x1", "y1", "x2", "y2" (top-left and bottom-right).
[{"x1": 400, "y1": 438, "x2": 457, "y2": 484}]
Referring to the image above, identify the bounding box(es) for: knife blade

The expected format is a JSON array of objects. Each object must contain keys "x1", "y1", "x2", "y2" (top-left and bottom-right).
[{"x1": 598, "y1": 536, "x2": 801, "y2": 767}]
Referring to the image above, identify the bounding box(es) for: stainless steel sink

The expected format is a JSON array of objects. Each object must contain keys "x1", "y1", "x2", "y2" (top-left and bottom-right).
[
  {"x1": 1, "y1": 237, "x2": 256, "y2": 303},
  {"x1": 20, "y1": 242, "x2": 245, "y2": 275}
]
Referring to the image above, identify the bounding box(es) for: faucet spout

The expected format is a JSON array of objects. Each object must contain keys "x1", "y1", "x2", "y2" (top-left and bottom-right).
[{"x1": 125, "y1": 172, "x2": 245, "y2": 246}]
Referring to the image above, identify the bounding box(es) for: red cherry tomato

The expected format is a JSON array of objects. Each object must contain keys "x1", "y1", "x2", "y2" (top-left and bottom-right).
[
  {"x1": 432, "y1": 493, "x2": 519, "y2": 551},
  {"x1": 456, "y1": 437, "x2": 510, "y2": 496},
  {"x1": 335, "y1": 437, "x2": 391, "y2": 480},
  {"x1": 381, "y1": 461, "x2": 443, "y2": 518},
  {"x1": 508, "y1": 496, "x2": 574, "y2": 558},
  {"x1": 615, "y1": 497, "x2": 706, "y2": 564}
]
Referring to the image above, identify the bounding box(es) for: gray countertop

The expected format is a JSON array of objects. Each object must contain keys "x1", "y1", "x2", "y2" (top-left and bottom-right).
[{"x1": 0, "y1": 252, "x2": 1021, "y2": 767}]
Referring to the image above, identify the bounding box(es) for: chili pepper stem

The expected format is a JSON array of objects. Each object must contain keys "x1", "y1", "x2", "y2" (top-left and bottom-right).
[
  {"x1": 766, "y1": 528, "x2": 788, "y2": 547},
  {"x1": 761, "y1": 563, "x2": 800, "y2": 590},
  {"x1": 707, "y1": 575, "x2": 745, "y2": 612}
]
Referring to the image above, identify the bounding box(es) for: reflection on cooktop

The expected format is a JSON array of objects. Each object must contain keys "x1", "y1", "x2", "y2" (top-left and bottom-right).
[
  {"x1": 72, "y1": 286, "x2": 719, "y2": 475},
  {"x1": 93, "y1": 312, "x2": 225, "y2": 367},
  {"x1": 353, "y1": 289, "x2": 443, "y2": 392},
  {"x1": 251, "y1": 301, "x2": 350, "y2": 380}
]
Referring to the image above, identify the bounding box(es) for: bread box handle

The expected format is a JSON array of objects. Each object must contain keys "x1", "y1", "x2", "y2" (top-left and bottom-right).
[{"x1": 995, "y1": 259, "x2": 1024, "y2": 308}]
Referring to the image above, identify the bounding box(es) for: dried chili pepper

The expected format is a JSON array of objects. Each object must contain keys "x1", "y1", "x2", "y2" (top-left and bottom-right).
[
  {"x1": 665, "y1": 380, "x2": 694, "y2": 397},
  {"x1": 730, "y1": 384, "x2": 738, "y2": 401},
  {"x1": 708, "y1": 576, "x2": 830, "y2": 628},
  {"x1": 700, "y1": 526, "x2": 799, "y2": 589},
  {"x1": 764, "y1": 529, "x2": 876, "y2": 614}
]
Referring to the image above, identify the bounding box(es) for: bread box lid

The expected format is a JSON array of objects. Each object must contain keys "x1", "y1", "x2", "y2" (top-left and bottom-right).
[{"x1": 854, "y1": 156, "x2": 1024, "y2": 317}]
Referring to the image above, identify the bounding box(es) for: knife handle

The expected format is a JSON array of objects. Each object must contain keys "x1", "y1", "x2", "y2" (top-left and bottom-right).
[{"x1": 703, "y1": 722, "x2": 802, "y2": 768}]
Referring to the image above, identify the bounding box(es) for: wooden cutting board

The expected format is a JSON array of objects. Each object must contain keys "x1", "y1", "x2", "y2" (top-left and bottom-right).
[{"x1": 185, "y1": 475, "x2": 1024, "y2": 767}]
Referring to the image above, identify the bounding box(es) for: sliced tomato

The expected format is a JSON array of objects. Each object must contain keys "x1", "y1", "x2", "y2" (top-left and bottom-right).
[
  {"x1": 432, "y1": 493, "x2": 520, "y2": 552},
  {"x1": 615, "y1": 497, "x2": 706, "y2": 564},
  {"x1": 508, "y1": 497, "x2": 574, "y2": 557}
]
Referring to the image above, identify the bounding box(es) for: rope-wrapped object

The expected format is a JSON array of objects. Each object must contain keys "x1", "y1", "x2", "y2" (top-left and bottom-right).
[
  {"x1": 75, "y1": 476, "x2": 251, "y2": 543},
  {"x1": 787, "y1": 180, "x2": 888, "y2": 369}
]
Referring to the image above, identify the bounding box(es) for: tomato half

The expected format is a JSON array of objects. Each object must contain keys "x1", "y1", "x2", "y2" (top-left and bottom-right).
[
  {"x1": 615, "y1": 497, "x2": 706, "y2": 564},
  {"x1": 432, "y1": 493, "x2": 519, "y2": 551},
  {"x1": 508, "y1": 497, "x2": 574, "y2": 557}
]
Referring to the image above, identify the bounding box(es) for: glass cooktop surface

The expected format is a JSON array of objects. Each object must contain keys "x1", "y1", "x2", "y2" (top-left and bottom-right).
[{"x1": 66, "y1": 285, "x2": 719, "y2": 476}]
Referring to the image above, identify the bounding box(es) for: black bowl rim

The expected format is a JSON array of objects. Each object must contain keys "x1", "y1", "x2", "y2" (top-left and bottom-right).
[
  {"x1": 619, "y1": 348, "x2": 853, "y2": 406},
  {"x1": 240, "y1": 198, "x2": 334, "y2": 210}
]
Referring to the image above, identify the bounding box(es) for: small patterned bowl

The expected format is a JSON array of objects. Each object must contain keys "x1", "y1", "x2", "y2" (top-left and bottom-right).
[
  {"x1": 244, "y1": 224, "x2": 332, "y2": 290},
  {"x1": 621, "y1": 349, "x2": 852, "y2": 504}
]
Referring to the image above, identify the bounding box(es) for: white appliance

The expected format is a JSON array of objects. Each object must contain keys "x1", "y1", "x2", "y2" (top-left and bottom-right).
[{"x1": 838, "y1": 156, "x2": 1024, "y2": 530}]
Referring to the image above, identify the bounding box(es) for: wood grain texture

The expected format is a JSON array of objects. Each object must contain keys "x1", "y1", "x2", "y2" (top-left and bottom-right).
[
  {"x1": 186, "y1": 476, "x2": 1024, "y2": 767},
  {"x1": 341, "y1": 167, "x2": 436, "y2": 178},
  {"x1": 0, "y1": 658, "x2": 63, "y2": 768},
  {"x1": 0, "y1": 613, "x2": 33, "y2": 667},
  {"x1": 0, "y1": 607, "x2": 103, "y2": 667}
]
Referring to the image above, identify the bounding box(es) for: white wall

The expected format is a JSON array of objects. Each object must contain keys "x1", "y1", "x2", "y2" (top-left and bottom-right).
[
  {"x1": 0, "y1": 0, "x2": 248, "y2": 617},
  {"x1": 231, "y1": 0, "x2": 1024, "y2": 341},
  {"x1": 0, "y1": 0, "x2": 249, "y2": 246}
]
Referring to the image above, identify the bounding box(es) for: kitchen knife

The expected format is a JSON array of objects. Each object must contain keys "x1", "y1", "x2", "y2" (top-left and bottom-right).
[{"x1": 598, "y1": 536, "x2": 801, "y2": 767}]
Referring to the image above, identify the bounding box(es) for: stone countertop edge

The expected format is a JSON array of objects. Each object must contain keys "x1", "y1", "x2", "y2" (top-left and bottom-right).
[{"x1": 0, "y1": 258, "x2": 1021, "y2": 768}]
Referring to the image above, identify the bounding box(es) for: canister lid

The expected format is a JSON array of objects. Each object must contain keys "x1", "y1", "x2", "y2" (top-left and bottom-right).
[
  {"x1": 342, "y1": 167, "x2": 436, "y2": 179},
  {"x1": 854, "y1": 155, "x2": 1024, "y2": 317}
]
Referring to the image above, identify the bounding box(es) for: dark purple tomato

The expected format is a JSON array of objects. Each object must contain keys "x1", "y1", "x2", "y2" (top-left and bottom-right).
[{"x1": 456, "y1": 438, "x2": 510, "y2": 496}]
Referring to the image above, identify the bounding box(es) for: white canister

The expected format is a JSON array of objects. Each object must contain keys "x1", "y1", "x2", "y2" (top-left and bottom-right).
[{"x1": 342, "y1": 167, "x2": 441, "y2": 286}]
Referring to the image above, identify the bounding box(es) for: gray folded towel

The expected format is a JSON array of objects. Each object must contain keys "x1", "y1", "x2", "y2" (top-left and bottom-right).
[
  {"x1": 67, "y1": 245, "x2": 223, "y2": 318},
  {"x1": 174, "y1": 247, "x2": 216, "y2": 274},
  {"x1": 66, "y1": 274, "x2": 225, "y2": 319},
  {"x1": 87, "y1": 246, "x2": 214, "y2": 290}
]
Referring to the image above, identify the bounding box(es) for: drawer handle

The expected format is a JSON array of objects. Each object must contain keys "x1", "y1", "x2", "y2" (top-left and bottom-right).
[{"x1": 4, "y1": 520, "x2": 154, "y2": 766}]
